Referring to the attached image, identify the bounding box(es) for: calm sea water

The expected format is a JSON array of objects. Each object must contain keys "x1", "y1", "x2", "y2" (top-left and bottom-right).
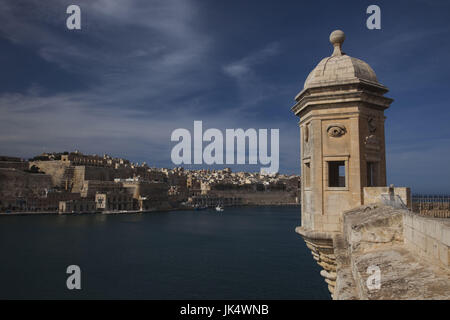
[{"x1": 0, "y1": 206, "x2": 330, "y2": 299}]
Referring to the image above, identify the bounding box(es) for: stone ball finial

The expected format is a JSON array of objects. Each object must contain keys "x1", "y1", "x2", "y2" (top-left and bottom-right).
[
  {"x1": 329, "y1": 30, "x2": 345, "y2": 56},
  {"x1": 330, "y1": 30, "x2": 345, "y2": 46}
]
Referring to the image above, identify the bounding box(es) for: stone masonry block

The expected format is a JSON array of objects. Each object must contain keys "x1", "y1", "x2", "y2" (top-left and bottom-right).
[
  {"x1": 439, "y1": 243, "x2": 449, "y2": 267},
  {"x1": 442, "y1": 224, "x2": 450, "y2": 247},
  {"x1": 412, "y1": 216, "x2": 424, "y2": 233},
  {"x1": 404, "y1": 224, "x2": 413, "y2": 242},
  {"x1": 424, "y1": 220, "x2": 436, "y2": 239}
]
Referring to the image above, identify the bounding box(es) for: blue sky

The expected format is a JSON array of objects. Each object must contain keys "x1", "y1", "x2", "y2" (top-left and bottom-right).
[{"x1": 0, "y1": 0, "x2": 449, "y2": 193}]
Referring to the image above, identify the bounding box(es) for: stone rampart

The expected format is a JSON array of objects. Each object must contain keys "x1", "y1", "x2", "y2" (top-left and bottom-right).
[
  {"x1": 29, "y1": 160, "x2": 70, "y2": 187},
  {"x1": 0, "y1": 168, "x2": 52, "y2": 199},
  {"x1": 332, "y1": 205, "x2": 450, "y2": 299},
  {"x1": 403, "y1": 211, "x2": 450, "y2": 268}
]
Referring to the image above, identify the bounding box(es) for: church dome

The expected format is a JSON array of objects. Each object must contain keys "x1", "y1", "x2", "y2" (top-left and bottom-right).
[{"x1": 303, "y1": 30, "x2": 379, "y2": 89}]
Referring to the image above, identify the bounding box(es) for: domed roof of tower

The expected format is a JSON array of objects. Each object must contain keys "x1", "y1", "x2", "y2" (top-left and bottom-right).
[{"x1": 303, "y1": 30, "x2": 379, "y2": 89}]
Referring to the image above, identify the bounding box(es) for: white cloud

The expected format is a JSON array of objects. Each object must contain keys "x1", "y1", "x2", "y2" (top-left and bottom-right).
[
  {"x1": 0, "y1": 1, "x2": 213, "y2": 161},
  {"x1": 0, "y1": 2, "x2": 296, "y2": 173},
  {"x1": 223, "y1": 42, "x2": 279, "y2": 79},
  {"x1": 222, "y1": 42, "x2": 281, "y2": 107}
]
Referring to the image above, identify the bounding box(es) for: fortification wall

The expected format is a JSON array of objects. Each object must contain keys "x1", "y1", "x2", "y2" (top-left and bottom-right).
[
  {"x1": 0, "y1": 168, "x2": 52, "y2": 199},
  {"x1": 122, "y1": 181, "x2": 169, "y2": 200},
  {"x1": 84, "y1": 166, "x2": 134, "y2": 181},
  {"x1": 72, "y1": 166, "x2": 86, "y2": 193},
  {"x1": 71, "y1": 166, "x2": 136, "y2": 193},
  {"x1": 333, "y1": 205, "x2": 450, "y2": 300},
  {"x1": 210, "y1": 190, "x2": 298, "y2": 205},
  {"x1": 30, "y1": 160, "x2": 70, "y2": 187},
  {"x1": 0, "y1": 161, "x2": 28, "y2": 171},
  {"x1": 363, "y1": 187, "x2": 411, "y2": 209},
  {"x1": 403, "y1": 211, "x2": 450, "y2": 268},
  {"x1": 30, "y1": 161, "x2": 138, "y2": 191}
]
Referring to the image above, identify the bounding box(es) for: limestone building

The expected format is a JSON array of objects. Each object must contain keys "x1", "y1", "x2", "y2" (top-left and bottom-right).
[
  {"x1": 292, "y1": 30, "x2": 394, "y2": 233},
  {"x1": 291, "y1": 30, "x2": 449, "y2": 300},
  {"x1": 292, "y1": 30, "x2": 397, "y2": 296}
]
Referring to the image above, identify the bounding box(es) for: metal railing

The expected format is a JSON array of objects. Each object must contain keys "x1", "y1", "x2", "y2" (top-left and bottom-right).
[{"x1": 412, "y1": 194, "x2": 450, "y2": 218}]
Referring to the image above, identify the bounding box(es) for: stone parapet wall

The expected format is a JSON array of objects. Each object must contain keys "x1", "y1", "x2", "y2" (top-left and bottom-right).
[
  {"x1": 363, "y1": 186, "x2": 411, "y2": 209},
  {"x1": 403, "y1": 211, "x2": 450, "y2": 268},
  {"x1": 332, "y1": 205, "x2": 450, "y2": 300},
  {"x1": 342, "y1": 205, "x2": 404, "y2": 255}
]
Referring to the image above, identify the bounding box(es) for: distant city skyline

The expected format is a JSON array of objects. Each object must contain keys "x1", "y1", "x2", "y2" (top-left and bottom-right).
[{"x1": 1, "y1": 1, "x2": 450, "y2": 193}]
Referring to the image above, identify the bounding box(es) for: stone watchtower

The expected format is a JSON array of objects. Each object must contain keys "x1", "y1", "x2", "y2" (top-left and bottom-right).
[{"x1": 292, "y1": 30, "x2": 393, "y2": 294}]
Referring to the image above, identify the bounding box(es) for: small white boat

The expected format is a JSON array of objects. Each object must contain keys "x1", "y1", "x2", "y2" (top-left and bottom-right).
[{"x1": 215, "y1": 205, "x2": 224, "y2": 212}]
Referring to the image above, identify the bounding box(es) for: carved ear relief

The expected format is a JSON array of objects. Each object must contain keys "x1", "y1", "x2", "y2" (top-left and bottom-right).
[
  {"x1": 368, "y1": 117, "x2": 377, "y2": 133},
  {"x1": 327, "y1": 124, "x2": 346, "y2": 137},
  {"x1": 304, "y1": 124, "x2": 309, "y2": 142}
]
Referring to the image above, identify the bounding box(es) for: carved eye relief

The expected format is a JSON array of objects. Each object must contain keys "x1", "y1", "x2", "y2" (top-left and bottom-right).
[{"x1": 327, "y1": 124, "x2": 346, "y2": 137}]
